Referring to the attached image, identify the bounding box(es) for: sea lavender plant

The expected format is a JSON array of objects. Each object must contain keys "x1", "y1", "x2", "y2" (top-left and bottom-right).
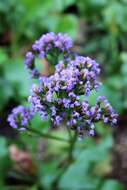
[{"x1": 8, "y1": 32, "x2": 118, "y2": 139}]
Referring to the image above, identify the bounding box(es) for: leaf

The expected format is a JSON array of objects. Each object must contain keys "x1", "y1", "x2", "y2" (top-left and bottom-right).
[
  {"x1": 106, "y1": 76, "x2": 123, "y2": 90},
  {"x1": 101, "y1": 180, "x2": 125, "y2": 190},
  {"x1": 59, "y1": 136, "x2": 113, "y2": 190},
  {"x1": 0, "y1": 137, "x2": 11, "y2": 187},
  {"x1": 77, "y1": 0, "x2": 108, "y2": 18},
  {"x1": 4, "y1": 57, "x2": 31, "y2": 98},
  {"x1": 39, "y1": 162, "x2": 62, "y2": 190},
  {"x1": 0, "y1": 79, "x2": 13, "y2": 110},
  {"x1": 121, "y1": 52, "x2": 127, "y2": 75},
  {"x1": 54, "y1": 14, "x2": 78, "y2": 39},
  {"x1": 45, "y1": 14, "x2": 78, "y2": 39},
  {"x1": 53, "y1": 0, "x2": 76, "y2": 11},
  {"x1": 52, "y1": 91, "x2": 57, "y2": 100},
  {"x1": 103, "y1": 2, "x2": 127, "y2": 32},
  {"x1": 0, "y1": 49, "x2": 8, "y2": 65},
  {"x1": 29, "y1": 186, "x2": 38, "y2": 190},
  {"x1": 0, "y1": 137, "x2": 8, "y2": 157}
]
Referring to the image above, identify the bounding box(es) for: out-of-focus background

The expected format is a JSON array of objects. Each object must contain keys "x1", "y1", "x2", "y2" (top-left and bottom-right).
[{"x1": 0, "y1": 0, "x2": 127, "y2": 189}]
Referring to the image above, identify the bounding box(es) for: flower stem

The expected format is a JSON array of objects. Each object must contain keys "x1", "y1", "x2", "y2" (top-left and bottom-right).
[
  {"x1": 68, "y1": 131, "x2": 77, "y2": 162},
  {"x1": 51, "y1": 131, "x2": 78, "y2": 190},
  {"x1": 25, "y1": 127, "x2": 70, "y2": 143}
]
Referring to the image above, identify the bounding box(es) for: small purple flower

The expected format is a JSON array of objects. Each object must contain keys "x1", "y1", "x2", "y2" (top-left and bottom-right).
[
  {"x1": 74, "y1": 101, "x2": 80, "y2": 107},
  {"x1": 67, "y1": 119, "x2": 77, "y2": 127},
  {"x1": 55, "y1": 61, "x2": 65, "y2": 72},
  {"x1": 46, "y1": 91, "x2": 52, "y2": 102},
  {"x1": 72, "y1": 111, "x2": 80, "y2": 118},
  {"x1": 24, "y1": 51, "x2": 34, "y2": 67},
  {"x1": 90, "y1": 123, "x2": 95, "y2": 129},
  {"x1": 38, "y1": 51, "x2": 45, "y2": 59},
  {"x1": 95, "y1": 113, "x2": 101, "y2": 120},
  {"x1": 103, "y1": 117, "x2": 108, "y2": 124},
  {"x1": 52, "y1": 115, "x2": 62, "y2": 126},
  {"x1": 51, "y1": 106, "x2": 56, "y2": 116},
  {"x1": 63, "y1": 98, "x2": 71, "y2": 108},
  {"x1": 68, "y1": 92, "x2": 76, "y2": 98},
  {"x1": 89, "y1": 129, "x2": 95, "y2": 136},
  {"x1": 97, "y1": 96, "x2": 106, "y2": 103}
]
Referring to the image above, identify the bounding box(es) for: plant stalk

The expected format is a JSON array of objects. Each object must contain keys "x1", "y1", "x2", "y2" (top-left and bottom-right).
[{"x1": 26, "y1": 127, "x2": 70, "y2": 143}]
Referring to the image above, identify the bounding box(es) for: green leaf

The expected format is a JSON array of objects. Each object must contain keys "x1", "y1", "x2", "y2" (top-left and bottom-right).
[
  {"x1": 121, "y1": 52, "x2": 127, "y2": 75},
  {"x1": 4, "y1": 57, "x2": 31, "y2": 98},
  {"x1": 103, "y1": 2, "x2": 127, "y2": 32},
  {"x1": 53, "y1": 0, "x2": 76, "y2": 11},
  {"x1": 106, "y1": 76, "x2": 123, "y2": 90},
  {"x1": 0, "y1": 79, "x2": 13, "y2": 110},
  {"x1": 0, "y1": 137, "x2": 11, "y2": 187},
  {"x1": 59, "y1": 136, "x2": 113, "y2": 190},
  {"x1": 101, "y1": 180, "x2": 124, "y2": 190},
  {"x1": 0, "y1": 49, "x2": 8, "y2": 65},
  {"x1": 0, "y1": 137, "x2": 8, "y2": 157},
  {"x1": 52, "y1": 91, "x2": 57, "y2": 100},
  {"x1": 54, "y1": 14, "x2": 78, "y2": 39},
  {"x1": 39, "y1": 162, "x2": 62, "y2": 190},
  {"x1": 29, "y1": 186, "x2": 38, "y2": 190},
  {"x1": 45, "y1": 14, "x2": 78, "y2": 39}
]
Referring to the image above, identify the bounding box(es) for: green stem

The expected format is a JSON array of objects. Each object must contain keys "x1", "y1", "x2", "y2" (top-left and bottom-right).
[
  {"x1": 26, "y1": 127, "x2": 70, "y2": 143},
  {"x1": 66, "y1": 125, "x2": 72, "y2": 139},
  {"x1": 51, "y1": 131, "x2": 78, "y2": 190},
  {"x1": 68, "y1": 131, "x2": 77, "y2": 162}
]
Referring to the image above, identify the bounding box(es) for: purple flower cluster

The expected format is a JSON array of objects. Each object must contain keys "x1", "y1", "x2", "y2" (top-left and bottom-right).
[
  {"x1": 24, "y1": 52, "x2": 39, "y2": 78},
  {"x1": 7, "y1": 106, "x2": 33, "y2": 130},
  {"x1": 96, "y1": 96, "x2": 118, "y2": 125},
  {"x1": 24, "y1": 32, "x2": 73, "y2": 78},
  {"x1": 32, "y1": 32, "x2": 72, "y2": 54},
  {"x1": 8, "y1": 32, "x2": 118, "y2": 138},
  {"x1": 27, "y1": 56, "x2": 117, "y2": 137},
  {"x1": 66, "y1": 56, "x2": 101, "y2": 95}
]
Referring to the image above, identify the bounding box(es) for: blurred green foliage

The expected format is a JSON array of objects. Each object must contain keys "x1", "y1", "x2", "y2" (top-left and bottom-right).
[
  {"x1": 77, "y1": 0, "x2": 127, "y2": 112},
  {"x1": 0, "y1": 137, "x2": 11, "y2": 188},
  {"x1": 0, "y1": 0, "x2": 126, "y2": 189}
]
